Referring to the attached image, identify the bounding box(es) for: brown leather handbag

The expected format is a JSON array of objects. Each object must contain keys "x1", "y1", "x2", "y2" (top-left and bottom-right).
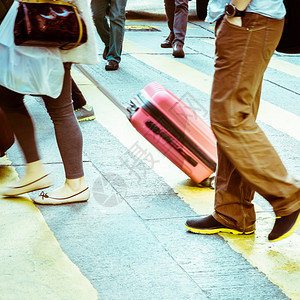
[{"x1": 14, "y1": 0, "x2": 87, "y2": 50}]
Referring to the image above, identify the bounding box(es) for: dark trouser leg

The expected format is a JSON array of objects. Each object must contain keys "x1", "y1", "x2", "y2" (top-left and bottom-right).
[
  {"x1": 42, "y1": 63, "x2": 84, "y2": 179},
  {"x1": 72, "y1": 78, "x2": 86, "y2": 110},
  {"x1": 173, "y1": 0, "x2": 188, "y2": 44},
  {"x1": 91, "y1": 0, "x2": 110, "y2": 46},
  {"x1": 164, "y1": 0, "x2": 175, "y2": 33},
  {"x1": 0, "y1": 87, "x2": 40, "y2": 163}
]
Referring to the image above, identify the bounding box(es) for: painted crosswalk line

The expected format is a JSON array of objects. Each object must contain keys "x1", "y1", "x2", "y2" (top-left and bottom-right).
[
  {"x1": 121, "y1": 37, "x2": 300, "y2": 299},
  {"x1": 123, "y1": 38, "x2": 300, "y2": 141},
  {"x1": 73, "y1": 34, "x2": 299, "y2": 299},
  {"x1": 0, "y1": 157, "x2": 98, "y2": 300}
]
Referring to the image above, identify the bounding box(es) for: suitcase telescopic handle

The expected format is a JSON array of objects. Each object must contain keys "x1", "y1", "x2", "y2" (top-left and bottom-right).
[{"x1": 76, "y1": 64, "x2": 131, "y2": 119}]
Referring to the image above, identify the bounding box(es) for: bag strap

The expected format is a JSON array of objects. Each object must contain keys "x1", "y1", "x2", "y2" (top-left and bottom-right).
[
  {"x1": 67, "y1": 5, "x2": 83, "y2": 49},
  {"x1": 18, "y1": 0, "x2": 84, "y2": 50},
  {"x1": 19, "y1": 0, "x2": 75, "y2": 7}
]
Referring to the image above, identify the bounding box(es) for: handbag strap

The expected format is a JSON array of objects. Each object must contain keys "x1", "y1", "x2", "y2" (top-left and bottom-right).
[
  {"x1": 19, "y1": 0, "x2": 76, "y2": 7},
  {"x1": 66, "y1": 5, "x2": 83, "y2": 50},
  {"x1": 18, "y1": 0, "x2": 84, "y2": 50}
]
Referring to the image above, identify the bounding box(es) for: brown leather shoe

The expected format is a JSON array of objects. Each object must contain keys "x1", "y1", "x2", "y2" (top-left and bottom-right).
[
  {"x1": 105, "y1": 60, "x2": 119, "y2": 71},
  {"x1": 268, "y1": 209, "x2": 300, "y2": 241},
  {"x1": 161, "y1": 32, "x2": 174, "y2": 48},
  {"x1": 172, "y1": 41, "x2": 185, "y2": 58}
]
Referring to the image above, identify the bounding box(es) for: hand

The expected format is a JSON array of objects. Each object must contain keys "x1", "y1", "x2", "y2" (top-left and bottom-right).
[{"x1": 226, "y1": 15, "x2": 242, "y2": 27}]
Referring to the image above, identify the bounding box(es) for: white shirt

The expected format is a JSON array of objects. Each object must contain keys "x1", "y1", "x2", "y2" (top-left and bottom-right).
[{"x1": 206, "y1": 0, "x2": 286, "y2": 22}]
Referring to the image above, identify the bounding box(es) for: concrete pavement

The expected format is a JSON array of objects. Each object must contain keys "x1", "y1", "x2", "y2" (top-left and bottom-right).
[
  {"x1": 1, "y1": 12, "x2": 300, "y2": 300},
  {"x1": 126, "y1": 0, "x2": 197, "y2": 18}
]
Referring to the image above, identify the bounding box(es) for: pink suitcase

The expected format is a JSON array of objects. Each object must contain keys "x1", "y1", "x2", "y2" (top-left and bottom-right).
[
  {"x1": 128, "y1": 82, "x2": 217, "y2": 183},
  {"x1": 77, "y1": 66, "x2": 217, "y2": 184}
]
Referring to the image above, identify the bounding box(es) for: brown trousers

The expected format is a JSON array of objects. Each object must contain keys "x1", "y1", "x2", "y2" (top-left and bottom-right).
[{"x1": 210, "y1": 13, "x2": 300, "y2": 232}]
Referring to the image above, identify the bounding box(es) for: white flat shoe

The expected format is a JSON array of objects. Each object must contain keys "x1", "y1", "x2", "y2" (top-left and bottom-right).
[
  {"x1": 34, "y1": 187, "x2": 90, "y2": 205},
  {"x1": 2, "y1": 174, "x2": 53, "y2": 197}
]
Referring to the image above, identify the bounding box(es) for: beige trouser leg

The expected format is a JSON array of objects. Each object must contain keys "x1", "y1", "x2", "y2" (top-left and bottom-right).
[{"x1": 210, "y1": 13, "x2": 300, "y2": 232}]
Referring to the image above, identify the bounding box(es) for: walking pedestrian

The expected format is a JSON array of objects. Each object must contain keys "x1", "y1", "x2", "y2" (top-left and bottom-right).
[
  {"x1": 185, "y1": 0, "x2": 300, "y2": 242},
  {"x1": 0, "y1": 0, "x2": 99, "y2": 204},
  {"x1": 161, "y1": 0, "x2": 189, "y2": 58},
  {"x1": 91, "y1": 0, "x2": 127, "y2": 71}
]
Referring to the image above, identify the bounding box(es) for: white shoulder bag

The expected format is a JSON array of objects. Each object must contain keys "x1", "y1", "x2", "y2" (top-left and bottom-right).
[{"x1": 0, "y1": 1, "x2": 65, "y2": 98}]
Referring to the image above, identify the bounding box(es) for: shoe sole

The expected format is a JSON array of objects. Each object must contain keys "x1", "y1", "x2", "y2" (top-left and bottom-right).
[
  {"x1": 34, "y1": 198, "x2": 89, "y2": 205},
  {"x1": 34, "y1": 188, "x2": 90, "y2": 205},
  {"x1": 269, "y1": 212, "x2": 300, "y2": 242},
  {"x1": 77, "y1": 116, "x2": 96, "y2": 122},
  {"x1": 161, "y1": 44, "x2": 173, "y2": 48},
  {"x1": 3, "y1": 184, "x2": 52, "y2": 197},
  {"x1": 2, "y1": 175, "x2": 53, "y2": 197},
  {"x1": 185, "y1": 224, "x2": 254, "y2": 235},
  {"x1": 173, "y1": 53, "x2": 185, "y2": 58}
]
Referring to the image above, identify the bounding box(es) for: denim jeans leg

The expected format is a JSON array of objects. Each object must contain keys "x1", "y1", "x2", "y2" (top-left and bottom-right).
[
  {"x1": 91, "y1": 0, "x2": 110, "y2": 46},
  {"x1": 106, "y1": 0, "x2": 127, "y2": 62}
]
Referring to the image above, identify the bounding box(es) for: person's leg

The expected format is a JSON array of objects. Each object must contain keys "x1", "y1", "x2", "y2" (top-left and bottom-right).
[
  {"x1": 72, "y1": 78, "x2": 86, "y2": 110},
  {"x1": 91, "y1": 0, "x2": 110, "y2": 47},
  {"x1": 210, "y1": 14, "x2": 300, "y2": 230},
  {"x1": 172, "y1": 0, "x2": 188, "y2": 57},
  {"x1": 72, "y1": 78, "x2": 95, "y2": 122},
  {"x1": 161, "y1": 0, "x2": 175, "y2": 48},
  {"x1": 164, "y1": 0, "x2": 175, "y2": 33},
  {"x1": 212, "y1": 82, "x2": 263, "y2": 232},
  {"x1": 173, "y1": 0, "x2": 188, "y2": 45},
  {"x1": 38, "y1": 63, "x2": 89, "y2": 202},
  {"x1": 106, "y1": 0, "x2": 127, "y2": 63},
  {"x1": 0, "y1": 86, "x2": 51, "y2": 195},
  {"x1": 213, "y1": 144, "x2": 256, "y2": 232},
  {"x1": 186, "y1": 14, "x2": 300, "y2": 240}
]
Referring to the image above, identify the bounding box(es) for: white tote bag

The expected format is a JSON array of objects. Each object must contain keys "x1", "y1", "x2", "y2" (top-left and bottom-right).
[{"x1": 0, "y1": 1, "x2": 65, "y2": 98}]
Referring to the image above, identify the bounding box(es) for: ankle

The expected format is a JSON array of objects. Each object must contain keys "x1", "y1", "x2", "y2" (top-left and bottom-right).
[
  {"x1": 65, "y1": 177, "x2": 87, "y2": 192},
  {"x1": 26, "y1": 160, "x2": 47, "y2": 177}
]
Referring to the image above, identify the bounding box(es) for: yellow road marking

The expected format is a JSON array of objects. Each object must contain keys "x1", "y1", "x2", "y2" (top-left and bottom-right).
[
  {"x1": 123, "y1": 38, "x2": 300, "y2": 141},
  {"x1": 121, "y1": 37, "x2": 300, "y2": 299},
  {"x1": 174, "y1": 182, "x2": 214, "y2": 216},
  {"x1": 203, "y1": 38, "x2": 300, "y2": 78},
  {"x1": 0, "y1": 157, "x2": 98, "y2": 299},
  {"x1": 220, "y1": 211, "x2": 300, "y2": 300},
  {"x1": 125, "y1": 25, "x2": 160, "y2": 31},
  {"x1": 269, "y1": 57, "x2": 300, "y2": 78},
  {"x1": 73, "y1": 35, "x2": 300, "y2": 299},
  {"x1": 72, "y1": 68, "x2": 186, "y2": 188},
  {"x1": 74, "y1": 62, "x2": 300, "y2": 298}
]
